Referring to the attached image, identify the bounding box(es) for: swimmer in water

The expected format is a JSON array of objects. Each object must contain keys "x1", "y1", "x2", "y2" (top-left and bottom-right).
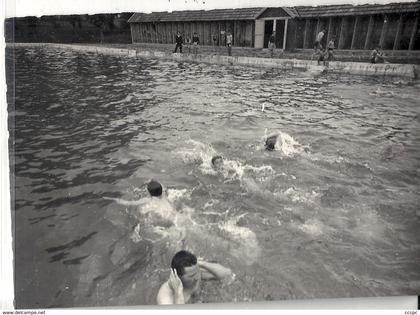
[
  {"x1": 211, "y1": 155, "x2": 223, "y2": 170},
  {"x1": 103, "y1": 179, "x2": 165, "y2": 206},
  {"x1": 104, "y1": 179, "x2": 179, "y2": 235},
  {"x1": 157, "y1": 250, "x2": 233, "y2": 305},
  {"x1": 210, "y1": 154, "x2": 239, "y2": 180},
  {"x1": 147, "y1": 180, "x2": 163, "y2": 197},
  {"x1": 265, "y1": 134, "x2": 278, "y2": 151}
]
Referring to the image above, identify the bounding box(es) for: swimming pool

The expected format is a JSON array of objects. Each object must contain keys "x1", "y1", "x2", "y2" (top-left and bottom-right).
[{"x1": 7, "y1": 46, "x2": 420, "y2": 307}]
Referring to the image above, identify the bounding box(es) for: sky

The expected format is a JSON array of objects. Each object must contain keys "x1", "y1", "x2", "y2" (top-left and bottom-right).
[{"x1": 5, "y1": 0, "x2": 416, "y2": 18}]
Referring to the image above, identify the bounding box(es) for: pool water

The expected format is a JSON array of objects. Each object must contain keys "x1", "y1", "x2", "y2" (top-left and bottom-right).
[{"x1": 6, "y1": 47, "x2": 420, "y2": 308}]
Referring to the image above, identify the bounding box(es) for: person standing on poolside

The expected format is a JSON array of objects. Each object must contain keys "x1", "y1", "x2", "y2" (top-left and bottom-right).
[
  {"x1": 268, "y1": 32, "x2": 276, "y2": 58},
  {"x1": 157, "y1": 250, "x2": 233, "y2": 304},
  {"x1": 174, "y1": 31, "x2": 183, "y2": 53},
  {"x1": 192, "y1": 32, "x2": 200, "y2": 55},
  {"x1": 312, "y1": 29, "x2": 325, "y2": 61},
  {"x1": 314, "y1": 29, "x2": 326, "y2": 50},
  {"x1": 326, "y1": 37, "x2": 335, "y2": 62},
  {"x1": 226, "y1": 30, "x2": 233, "y2": 56},
  {"x1": 185, "y1": 37, "x2": 192, "y2": 53},
  {"x1": 370, "y1": 47, "x2": 386, "y2": 64}
]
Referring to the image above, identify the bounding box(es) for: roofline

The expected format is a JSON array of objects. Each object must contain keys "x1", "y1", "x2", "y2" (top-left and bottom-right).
[
  {"x1": 128, "y1": 8, "x2": 298, "y2": 23},
  {"x1": 128, "y1": 11, "x2": 262, "y2": 23},
  {"x1": 128, "y1": 2, "x2": 419, "y2": 23},
  {"x1": 127, "y1": 13, "x2": 137, "y2": 23},
  {"x1": 253, "y1": 7, "x2": 269, "y2": 19}
]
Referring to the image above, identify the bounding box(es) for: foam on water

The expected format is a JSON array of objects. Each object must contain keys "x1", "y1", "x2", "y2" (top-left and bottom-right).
[
  {"x1": 274, "y1": 186, "x2": 320, "y2": 204},
  {"x1": 178, "y1": 139, "x2": 276, "y2": 184},
  {"x1": 298, "y1": 219, "x2": 325, "y2": 237},
  {"x1": 177, "y1": 139, "x2": 218, "y2": 175},
  {"x1": 277, "y1": 131, "x2": 305, "y2": 157},
  {"x1": 307, "y1": 152, "x2": 348, "y2": 164},
  {"x1": 217, "y1": 217, "x2": 261, "y2": 265},
  {"x1": 167, "y1": 188, "x2": 191, "y2": 203},
  {"x1": 130, "y1": 223, "x2": 142, "y2": 243},
  {"x1": 203, "y1": 199, "x2": 220, "y2": 210},
  {"x1": 110, "y1": 189, "x2": 262, "y2": 264}
]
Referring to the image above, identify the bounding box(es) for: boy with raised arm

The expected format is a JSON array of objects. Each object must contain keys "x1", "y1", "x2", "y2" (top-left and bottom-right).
[{"x1": 157, "y1": 250, "x2": 232, "y2": 305}]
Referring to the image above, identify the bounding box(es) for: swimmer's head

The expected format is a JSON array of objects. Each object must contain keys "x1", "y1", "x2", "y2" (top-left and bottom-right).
[
  {"x1": 171, "y1": 250, "x2": 200, "y2": 288},
  {"x1": 265, "y1": 135, "x2": 277, "y2": 151},
  {"x1": 211, "y1": 155, "x2": 223, "y2": 169},
  {"x1": 147, "y1": 180, "x2": 163, "y2": 197}
]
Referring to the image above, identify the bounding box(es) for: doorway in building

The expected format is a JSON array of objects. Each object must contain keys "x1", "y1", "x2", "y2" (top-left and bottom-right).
[
  {"x1": 275, "y1": 20, "x2": 285, "y2": 49},
  {"x1": 263, "y1": 20, "x2": 286, "y2": 49},
  {"x1": 263, "y1": 20, "x2": 274, "y2": 48}
]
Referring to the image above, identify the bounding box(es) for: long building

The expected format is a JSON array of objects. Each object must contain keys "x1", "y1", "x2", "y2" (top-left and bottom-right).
[{"x1": 128, "y1": 2, "x2": 420, "y2": 51}]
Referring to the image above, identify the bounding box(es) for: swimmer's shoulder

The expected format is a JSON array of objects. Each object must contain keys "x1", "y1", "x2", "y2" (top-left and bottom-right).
[{"x1": 157, "y1": 281, "x2": 174, "y2": 305}]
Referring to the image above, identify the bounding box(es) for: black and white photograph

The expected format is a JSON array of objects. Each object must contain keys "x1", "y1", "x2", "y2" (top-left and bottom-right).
[{"x1": 3, "y1": 0, "x2": 420, "y2": 309}]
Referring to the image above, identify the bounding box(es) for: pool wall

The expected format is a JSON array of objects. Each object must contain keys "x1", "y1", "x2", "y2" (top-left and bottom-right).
[{"x1": 8, "y1": 43, "x2": 420, "y2": 80}]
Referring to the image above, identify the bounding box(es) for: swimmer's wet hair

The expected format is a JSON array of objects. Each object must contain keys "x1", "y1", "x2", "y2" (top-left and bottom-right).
[
  {"x1": 147, "y1": 180, "x2": 162, "y2": 197},
  {"x1": 265, "y1": 135, "x2": 277, "y2": 151},
  {"x1": 211, "y1": 155, "x2": 223, "y2": 166},
  {"x1": 171, "y1": 250, "x2": 197, "y2": 277}
]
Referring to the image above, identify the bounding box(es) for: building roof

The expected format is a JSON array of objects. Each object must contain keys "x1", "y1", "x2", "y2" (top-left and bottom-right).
[
  {"x1": 128, "y1": 2, "x2": 420, "y2": 23},
  {"x1": 295, "y1": 2, "x2": 420, "y2": 17},
  {"x1": 128, "y1": 7, "x2": 266, "y2": 23},
  {"x1": 259, "y1": 7, "x2": 299, "y2": 18},
  {"x1": 283, "y1": 7, "x2": 299, "y2": 18}
]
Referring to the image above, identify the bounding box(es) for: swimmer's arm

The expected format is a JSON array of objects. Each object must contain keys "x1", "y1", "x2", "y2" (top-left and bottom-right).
[
  {"x1": 103, "y1": 196, "x2": 148, "y2": 207},
  {"x1": 198, "y1": 259, "x2": 232, "y2": 280}
]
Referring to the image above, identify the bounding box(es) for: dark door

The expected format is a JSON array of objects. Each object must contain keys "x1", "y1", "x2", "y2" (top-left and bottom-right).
[
  {"x1": 275, "y1": 20, "x2": 285, "y2": 48},
  {"x1": 264, "y1": 20, "x2": 274, "y2": 48}
]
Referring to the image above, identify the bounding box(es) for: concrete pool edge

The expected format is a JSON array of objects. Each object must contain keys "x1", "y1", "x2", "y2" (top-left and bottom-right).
[{"x1": 8, "y1": 43, "x2": 420, "y2": 80}]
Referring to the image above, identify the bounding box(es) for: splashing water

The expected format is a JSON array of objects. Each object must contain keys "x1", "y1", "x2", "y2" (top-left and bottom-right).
[
  {"x1": 109, "y1": 190, "x2": 261, "y2": 266},
  {"x1": 167, "y1": 188, "x2": 192, "y2": 203},
  {"x1": 217, "y1": 217, "x2": 261, "y2": 265},
  {"x1": 179, "y1": 139, "x2": 276, "y2": 184},
  {"x1": 275, "y1": 187, "x2": 321, "y2": 204},
  {"x1": 278, "y1": 131, "x2": 305, "y2": 157},
  {"x1": 177, "y1": 139, "x2": 219, "y2": 175}
]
